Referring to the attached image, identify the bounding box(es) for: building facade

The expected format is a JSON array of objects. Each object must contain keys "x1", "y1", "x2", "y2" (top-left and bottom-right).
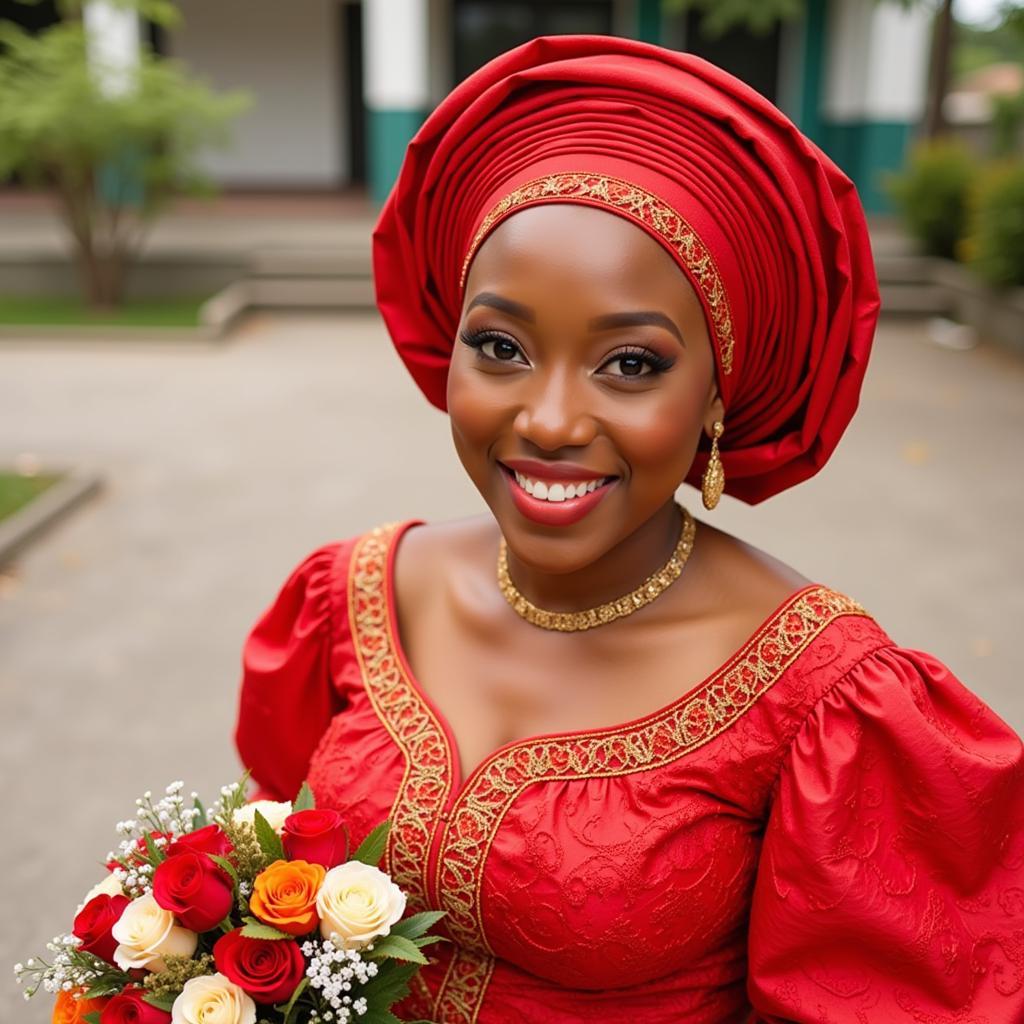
[{"x1": 4, "y1": 0, "x2": 934, "y2": 212}]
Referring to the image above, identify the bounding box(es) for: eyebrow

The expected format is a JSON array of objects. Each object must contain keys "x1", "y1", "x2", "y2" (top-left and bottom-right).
[
  {"x1": 588, "y1": 311, "x2": 686, "y2": 346},
  {"x1": 466, "y1": 292, "x2": 535, "y2": 322}
]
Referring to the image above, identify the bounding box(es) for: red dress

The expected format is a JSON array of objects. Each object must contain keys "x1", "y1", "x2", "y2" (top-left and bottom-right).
[{"x1": 235, "y1": 522, "x2": 1024, "y2": 1023}]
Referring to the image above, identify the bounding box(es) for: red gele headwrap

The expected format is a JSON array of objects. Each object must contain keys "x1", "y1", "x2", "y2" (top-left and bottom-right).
[{"x1": 372, "y1": 35, "x2": 880, "y2": 504}]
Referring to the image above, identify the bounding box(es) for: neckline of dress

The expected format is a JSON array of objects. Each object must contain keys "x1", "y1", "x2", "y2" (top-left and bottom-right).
[{"x1": 380, "y1": 518, "x2": 825, "y2": 798}]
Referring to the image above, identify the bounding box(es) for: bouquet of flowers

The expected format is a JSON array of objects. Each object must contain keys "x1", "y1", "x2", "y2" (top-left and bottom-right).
[{"x1": 13, "y1": 776, "x2": 444, "y2": 1024}]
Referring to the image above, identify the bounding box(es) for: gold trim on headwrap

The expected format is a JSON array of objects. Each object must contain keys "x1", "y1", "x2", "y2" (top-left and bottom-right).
[{"x1": 459, "y1": 172, "x2": 736, "y2": 375}]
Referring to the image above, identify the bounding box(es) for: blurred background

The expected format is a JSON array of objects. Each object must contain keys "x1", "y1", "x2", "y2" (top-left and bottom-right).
[{"x1": 2, "y1": 2, "x2": 1023, "y2": 1020}]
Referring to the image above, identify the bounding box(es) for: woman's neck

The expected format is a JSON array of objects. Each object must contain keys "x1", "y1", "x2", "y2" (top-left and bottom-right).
[{"x1": 501, "y1": 499, "x2": 684, "y2": 613}]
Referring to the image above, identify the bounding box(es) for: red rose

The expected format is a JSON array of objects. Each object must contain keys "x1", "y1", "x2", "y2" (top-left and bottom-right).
[
  {"x1": 152, "y1": 850, "x2": 233, "y2": 932},
  {"x1": 72, "y1": 894, "x2": 129, "y2": 965},
  {"x1": 100, "y1": 987, "x2": 171, "y2": 1024},
  {"x1": 165, "y1": 824, "x2": 233, "y2": 862},
  {"x1": 282, "y1": 809, "x2": 348, "y2": 868},
  {"x1": 213, "y1": 928, "x2": 305, "y2": 1004}
]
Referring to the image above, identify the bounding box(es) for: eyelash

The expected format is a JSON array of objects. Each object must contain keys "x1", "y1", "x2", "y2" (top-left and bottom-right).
[{"x1": 457, "y1": 329, "x2": 675, "y2": 378}]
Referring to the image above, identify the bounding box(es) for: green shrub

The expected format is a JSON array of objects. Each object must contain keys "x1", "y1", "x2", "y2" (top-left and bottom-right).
[
  {"x1": 991, "y1": 91, "x2": 1024, "y2": 158},
  {"x1": 886, "y1": 139, "x2": 978, "y2": 259},
  {"x1": 966, "y1": 161, "x2": 1024, "y2": 287}
]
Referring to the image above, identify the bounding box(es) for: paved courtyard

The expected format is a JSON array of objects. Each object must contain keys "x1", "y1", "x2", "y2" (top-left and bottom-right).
[{"x1": 2, "y1": 313, "x2": 1023, "y2": 1020}]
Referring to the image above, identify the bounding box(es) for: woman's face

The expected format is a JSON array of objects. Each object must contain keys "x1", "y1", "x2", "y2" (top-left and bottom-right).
[{"x1": 448, "y1": 203, "x2": 723, "y2": 574}]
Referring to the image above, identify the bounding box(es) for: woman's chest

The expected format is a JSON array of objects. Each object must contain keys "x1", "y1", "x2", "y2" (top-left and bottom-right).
[
  {"x1": 305, "y1": 687, "x2": 777, "y2": 988},
  {"x1": 399, "y1": 602, "x2": 747, "y2": 789}
]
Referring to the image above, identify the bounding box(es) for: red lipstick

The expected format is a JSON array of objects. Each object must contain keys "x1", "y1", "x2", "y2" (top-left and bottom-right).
[{"x1": 499, "y1": 464, "x2": 616, "y2": 527}]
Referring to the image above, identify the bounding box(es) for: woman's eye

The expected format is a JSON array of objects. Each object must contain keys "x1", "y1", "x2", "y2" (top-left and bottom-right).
[
  {"x1": 605, "y1": 354, "x2": 651, "y2": 377},
  {"x1": 598, "y1": 348, "x2": 674, "y2": 379},
  {"x1": 481, "y1": 336, "x2": 525, "y2": 362},
  {"x1": 459, "y1": 329, "x2": 529, "y2": 365}
]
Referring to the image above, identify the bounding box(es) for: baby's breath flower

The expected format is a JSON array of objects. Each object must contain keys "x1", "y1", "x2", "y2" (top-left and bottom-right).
[{"x1": 303, "y1": 937, "x2": 377, "y2": 1021}]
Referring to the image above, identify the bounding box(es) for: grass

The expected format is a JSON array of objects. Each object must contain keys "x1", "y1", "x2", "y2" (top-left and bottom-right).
[
  {"x1": 0, "y1": 295, "x2": 207, "y2": 327},
  {"x1": 0, "y1": 471, "x2": 61, "y2": 523}
]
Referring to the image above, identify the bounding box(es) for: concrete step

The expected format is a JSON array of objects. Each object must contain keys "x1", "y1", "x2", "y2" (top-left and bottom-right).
[
  {"x1": 246, "y1": 246, "x2": 370, "y2": 278},
  {"x1": 878, "y1": 282, "x2": 951, "y2": 316},
  {"x1": 874, "y1": 253, "x2": 939, "y2": 284}
]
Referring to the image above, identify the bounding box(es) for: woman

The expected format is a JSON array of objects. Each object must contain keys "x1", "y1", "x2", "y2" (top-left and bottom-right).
[{"x1": 235, "y1": 36, "x2": 1024, "y2": 1024}]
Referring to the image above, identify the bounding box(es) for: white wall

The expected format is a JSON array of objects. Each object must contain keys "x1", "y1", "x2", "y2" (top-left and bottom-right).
[
  {"x1": 823, "y1": 0, "x2": 930, "y2": 122},
  {"x1": 168, "y1": 0, "x2": 346, "y2": 187}
]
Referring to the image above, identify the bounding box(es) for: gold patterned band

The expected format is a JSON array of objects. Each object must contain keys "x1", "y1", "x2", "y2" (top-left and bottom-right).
[
  {"x1": 348, "y1": 524, "x2": 868, "y2": 1024},
  {"x1": 459, "y1": 172, "x2": 736, "y2": 375}
]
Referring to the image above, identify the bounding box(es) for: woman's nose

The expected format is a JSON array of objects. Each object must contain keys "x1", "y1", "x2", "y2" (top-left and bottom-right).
[{"x1": 513, "y1": 369, "x2": 597, "y2": 452}]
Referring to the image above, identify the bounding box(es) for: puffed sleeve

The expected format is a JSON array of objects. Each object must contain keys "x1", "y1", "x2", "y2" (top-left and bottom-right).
[
  {"x1": 234, "y1": 543, "x2": 345, "y2": 803},
  {"x1": 748, "y1": 645, "x2": 1024, "y2": 1023}
]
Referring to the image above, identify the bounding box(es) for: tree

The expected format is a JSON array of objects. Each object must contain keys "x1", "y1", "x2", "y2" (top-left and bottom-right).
[
  {"x1": 0, "y1": 0, "x2": 250, "y2": 308},
  {"x1": 660, "y1": 0, "x2": 803, "y2": 37},
  {"x1": 921, "y1": 0, "x2": 954, "y2": 138}
]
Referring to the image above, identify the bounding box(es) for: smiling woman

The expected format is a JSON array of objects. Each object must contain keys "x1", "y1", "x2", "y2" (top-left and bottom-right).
[{"x1": 234, "y1": 35, "x2": 1024, "y2": 1024}]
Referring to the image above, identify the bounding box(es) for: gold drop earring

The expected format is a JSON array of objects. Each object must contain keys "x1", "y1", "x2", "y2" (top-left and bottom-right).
[{"x1": 701, "y1": 421, "x2": 725, "y2": 510}]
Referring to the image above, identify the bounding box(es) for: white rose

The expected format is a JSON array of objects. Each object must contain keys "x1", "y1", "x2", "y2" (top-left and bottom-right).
[
  {"x1": 111, "y1": 893, "x2": 197, "y2": 973},
  {"x1": 231, "y1": 800, "x2": 292, "y2": 834},
  {"x1": 316, "y1": 861, "x2": 406, "y2": 950},
  {"x1": 171, "y1": 973, "x2": 256, "y2": 1024},
  {"x1": 76, "y1": 872, "x2": 124, "y2": 914}
]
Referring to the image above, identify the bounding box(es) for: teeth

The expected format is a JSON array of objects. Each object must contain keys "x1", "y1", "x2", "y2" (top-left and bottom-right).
[{"x1": 510, "y1": 470, "x2": 607, "y2": 503}]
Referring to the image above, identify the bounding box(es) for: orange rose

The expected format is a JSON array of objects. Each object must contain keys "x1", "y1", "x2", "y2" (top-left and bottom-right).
[
  {"x1": 52, "y1": 989, "x2": 110, "y2": 1024},
  {"x1": 249, "y1": 859, "x2": 325, "y2": 935}
]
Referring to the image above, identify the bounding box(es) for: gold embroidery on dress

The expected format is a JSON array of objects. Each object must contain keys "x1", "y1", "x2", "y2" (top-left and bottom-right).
[
  {"x1": 434, "y1": 948, "x2": 496, "y2": 1024},
  {"x1": 460, "y1": 172, "x2": 737, "y2": 374},
  {"x1": 349, "y1": 525, "x2": 453, "y2": 910},
  {"x1": 352, "y1": 526, "x2": 867, "y2": 1022},
  {"x1": 436, "y1": 586, "x2": 868, "y2": 955}
]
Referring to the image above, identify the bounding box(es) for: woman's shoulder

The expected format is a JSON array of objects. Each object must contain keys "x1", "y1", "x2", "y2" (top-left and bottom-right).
[
  {"x1": 384, "y1": 511, "x2": 866, "y2": 652},
  {"x1": 388, "y1": 515, "x2": 499, "y2": 631}
]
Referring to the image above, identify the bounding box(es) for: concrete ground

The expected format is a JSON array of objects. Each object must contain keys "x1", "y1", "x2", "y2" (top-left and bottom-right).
[
  {"x1": 0, "y1": 190, "x2": 376, "y2": 256},
  {"x1": 1, "y1": 313, "x2": 1022, "y2": 1021}
]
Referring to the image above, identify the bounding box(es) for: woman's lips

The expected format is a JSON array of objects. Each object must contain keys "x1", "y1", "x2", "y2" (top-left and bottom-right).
[{"x1": 500, "y1": 464, "x2": 616, "y2": 527}]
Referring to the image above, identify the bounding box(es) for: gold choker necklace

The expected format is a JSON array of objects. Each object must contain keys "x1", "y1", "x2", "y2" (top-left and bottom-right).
[{"x1": 497, "y1": 504, "x2": 696, "y2": 632}]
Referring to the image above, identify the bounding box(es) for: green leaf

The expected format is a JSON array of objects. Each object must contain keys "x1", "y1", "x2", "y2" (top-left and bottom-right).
[
  {"x1": 365, "y1": 933, "x2": 428, "y2": 964},
  {"x1": 357, "y1": 1012, "x2": 402, "y2": 1024},
  {"x1": 361, "y1": 960, "x2": 417, "y2": 1009},
  {"x1": 272, "y1": 977, "x2": 308, "y2": 1021},
  {"x1": 192, "y1": 796, "x2": 208, "y2": 828},
  {"x1": 83, "y1": 1013, "x2": 102, "y2": 1024},
  {"x1": 240, "y1": 920, "x2": 292, "y2": 941},
  {"x1": 141, "y1": 993, "x2": 176, "y2": 1012},
  {"x1": 389, "y1": 910, "x2": 446, "y2": 941},
  {"x1": 292, "y1": 781, "x2": 315, "y2": 812},
  {"x1": 83, "y1": 980, "x2": 124, "y2": 999},
  {"x1": 352, "y1": 820, "x2": 390, "y2": 866},
  {"x1": 208, "y1": 853, "x2": 239, "y2": 887},
  {"x1": 143, "y1": 830, "x2": 166, "y2": 865},
  {"x1": 252, "y1": 809, "x2": 285, "y2": 863}
]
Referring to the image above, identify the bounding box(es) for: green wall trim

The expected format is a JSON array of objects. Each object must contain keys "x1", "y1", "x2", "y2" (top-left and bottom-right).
[
  {"x1": 799, "y1": 0, "x2": 827, "y2": 145},
  {"x1": 636, "y1": 0, "x2": 661, "y2": 44},
  {"x1": 821, "y1": 120, "x2": 913, "y2": 213},
  {"x1": 368, "y1": 107, "x2": 426, "y2": 204}
]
